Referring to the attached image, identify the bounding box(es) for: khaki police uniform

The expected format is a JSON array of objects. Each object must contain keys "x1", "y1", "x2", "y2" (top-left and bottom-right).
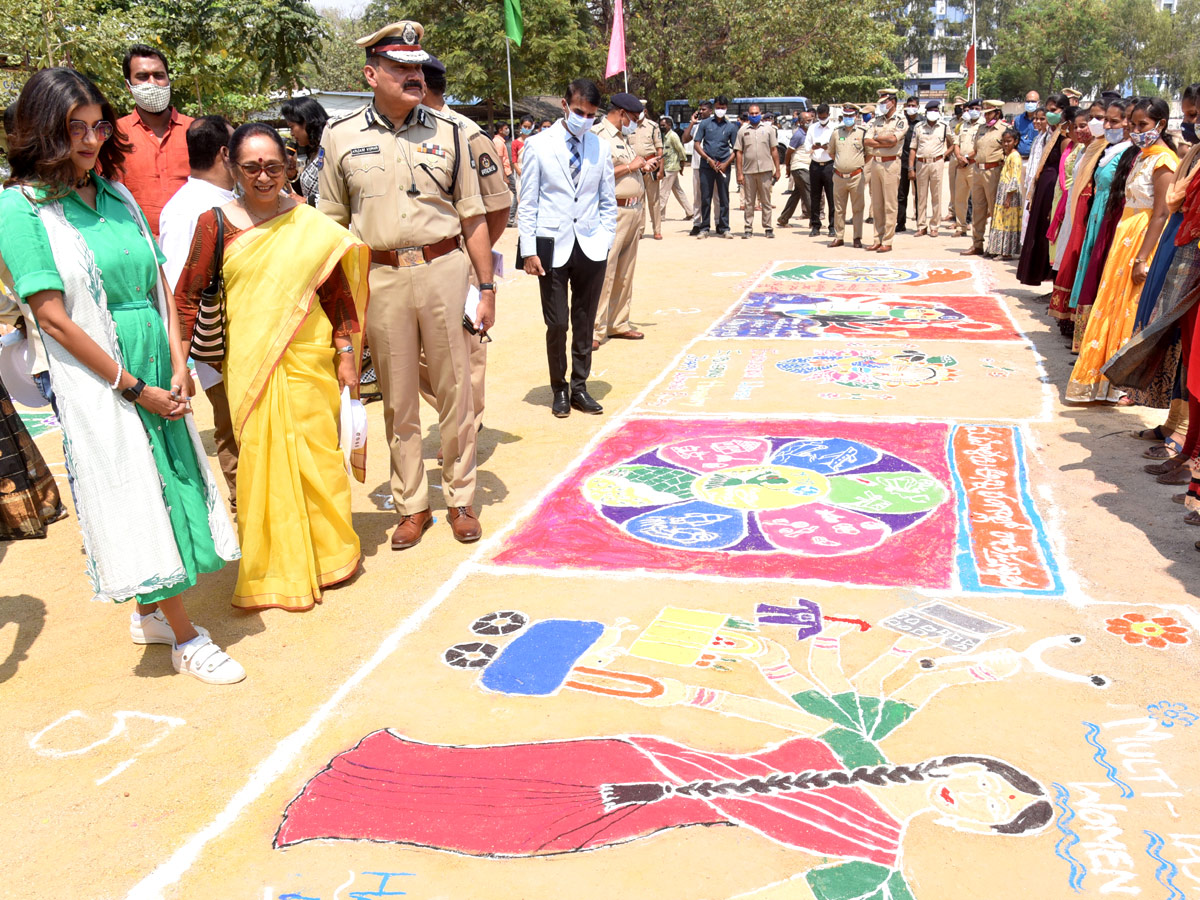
[
  {"x1": 830, "y1": 116, "x2": 867, "y2": 243},
  {"x1": 593, "y1": 116, "x2": 644, "y2": 344},
  {"x1": 319, "y1": 101, "x2": 486, "y2": 516},
  {"x1": 953, "y1": 116, "x2": 979, "y2": 235},
  {"x1": 969, "y1": 107, "x2": 1006, "y2": 250},
  {"x1": 631, "y1": 116, "x2": 664, "y2": 236},
  {"x1": 734, "y1": 120, "x2": 778, "y2": 233},
  {"x1": 865, "y1": 100, "x2": 903, "y2": 246},
  {"x1": 416, "y1": 104, "x2": 511, "y2": 434},
  {"x1": 912, "y1": 118, "x2": 952, "y2": 233}
]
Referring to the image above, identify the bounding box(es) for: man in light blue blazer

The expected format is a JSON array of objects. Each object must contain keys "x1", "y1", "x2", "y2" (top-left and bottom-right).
[{"x1": 518, "y1": 78, "x2": 617, "y2": 418}]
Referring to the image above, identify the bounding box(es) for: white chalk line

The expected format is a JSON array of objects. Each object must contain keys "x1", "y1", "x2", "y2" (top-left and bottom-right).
[{"x1": 123, "y1": 260, "x2": 781, "y2": 900}]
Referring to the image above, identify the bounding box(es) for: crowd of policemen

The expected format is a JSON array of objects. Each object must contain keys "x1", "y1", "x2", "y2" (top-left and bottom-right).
[{"x1": 676, "y1": 88, "x2": 1011, "y2": 254}]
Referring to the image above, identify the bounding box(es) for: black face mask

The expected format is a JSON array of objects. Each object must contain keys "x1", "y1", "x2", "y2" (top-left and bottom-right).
[{"x1": 1183, "y1": 121, "x2": 1198, "y2": 144}]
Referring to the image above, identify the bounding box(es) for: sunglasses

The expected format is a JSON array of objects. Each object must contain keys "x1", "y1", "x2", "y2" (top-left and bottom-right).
[
  {"x1": 237, "y1": 161, "x2": 287, "y2": 177},
  {"x1": 68, "y1": 120, "x2": 113, "y2": 142}
]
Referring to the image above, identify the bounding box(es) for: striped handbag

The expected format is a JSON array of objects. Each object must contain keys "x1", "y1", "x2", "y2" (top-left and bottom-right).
[{"x1": 189, "y1": 208, "x2": 227, "y2": 364}]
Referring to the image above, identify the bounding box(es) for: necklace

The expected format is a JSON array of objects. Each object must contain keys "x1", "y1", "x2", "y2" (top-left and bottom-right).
[
  {"x1": 242, "y1": 194, "x2": 283, "y2": 225},
  {"x1": 74, "y1": 171, "x2": 91, "y2": 189}
]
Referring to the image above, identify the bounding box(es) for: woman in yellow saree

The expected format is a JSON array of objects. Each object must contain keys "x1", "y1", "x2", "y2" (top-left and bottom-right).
[{"x1": 176, "y1": 124, "x2": 369, "y2": 611}]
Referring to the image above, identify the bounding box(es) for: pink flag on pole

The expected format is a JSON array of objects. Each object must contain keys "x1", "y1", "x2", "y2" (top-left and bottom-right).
[{"x1": 606, "y1": 0, "x2": 627, "y2": 78}]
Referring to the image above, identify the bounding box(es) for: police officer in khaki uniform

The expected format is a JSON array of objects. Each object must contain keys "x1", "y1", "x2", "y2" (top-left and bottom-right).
[
  {"x1": 952, "y1": 97, "x2": 982, "y2": 237},
  {"x1": 318, "y1": 21, "x2": 496, "y2": 550},
  {"x1": 909, "y1": 100, "x2": 953, "y2": 237},
  {"x1": 945, "y1": 95, "x2": 967, "y2": 225},
  {"x1": 829, "y1": 101, "x2": 867, "y2": 248},
  {"x1": 631, "y1": 100, "x2": 664, "y2": 238},
  {"x1": 962, "y1": 99, "x2": 1006, "y2": 256},
  {"x1": 864, "y1": 87, "x2": 903, "y2": 252},
  {"x1": 592, "y1": 92, "x2": 647, "y2": 348},
  {"x1": 734, "y1": 103, "x2": 780, "y2": 238},
  {"x1": 415, "y1": 56, "x2": 511, "y2": 440}
]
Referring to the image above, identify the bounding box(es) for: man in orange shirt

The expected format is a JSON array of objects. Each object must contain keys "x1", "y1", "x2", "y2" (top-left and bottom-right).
[{"x1": 115, "y1": 44, "x2": 193, "y2": 236}]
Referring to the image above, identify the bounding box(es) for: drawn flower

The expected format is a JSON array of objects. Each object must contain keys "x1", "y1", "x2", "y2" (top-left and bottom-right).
[
  {"x1": 582, "y1": 436, "x2": 947, "y2": 557},
  {"x1": 1147, "y1": 701, "x2": 1198, "y2": 728},
  {"x1": 1105, "y1": 613, "x2": 1190, "y2": 649}
]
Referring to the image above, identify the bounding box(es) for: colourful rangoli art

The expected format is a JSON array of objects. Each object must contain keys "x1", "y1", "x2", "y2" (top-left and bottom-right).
[
  {"x1": 771, "y1": 262, "x2": 977, "y2": 288},
  {"x1": 582, "y1": 436, "x2": 948, "y2": 556},
  {"x1": 776, "y1": 348, "x2": 958, "y2": 391}
]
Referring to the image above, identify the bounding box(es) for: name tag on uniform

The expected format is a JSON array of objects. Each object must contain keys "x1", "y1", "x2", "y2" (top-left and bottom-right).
[
  {"x1": 418, "y1": 143, "x2": 447, "y2": 158},
  {"x1": 351, "y1": 145, "x2": 381, "y2": 157}
]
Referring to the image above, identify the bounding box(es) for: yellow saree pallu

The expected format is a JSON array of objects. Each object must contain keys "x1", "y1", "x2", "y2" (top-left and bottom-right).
[{"x1": 223, "y1": 203, "x2": 369, "y2": 610}]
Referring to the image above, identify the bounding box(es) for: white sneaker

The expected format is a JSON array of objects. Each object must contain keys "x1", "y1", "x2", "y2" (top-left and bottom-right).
[
  {"x1": 171, "y1": 636, "x2": 246, "y2": 685},
  {"x1": 130, "y1": 610, "x2": 209, "y2": 645}
]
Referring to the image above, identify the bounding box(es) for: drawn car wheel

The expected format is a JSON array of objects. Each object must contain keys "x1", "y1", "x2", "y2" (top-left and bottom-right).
[
  {"x1": 444, "y1": 642, "x2": 499, "y2": 668},
  {"x1": 470, "y1": 611, "x2": 528, "y2": 636}
]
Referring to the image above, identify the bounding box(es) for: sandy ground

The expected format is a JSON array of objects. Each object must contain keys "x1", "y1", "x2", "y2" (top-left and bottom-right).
[{"x1": 1, "y1": 174, "x2": 1198, "y2": 900}]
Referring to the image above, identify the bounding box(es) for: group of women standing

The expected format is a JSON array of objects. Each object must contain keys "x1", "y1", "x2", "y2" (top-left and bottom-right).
[
  {"x1": 0, "y1": 68, "x2": 371, "y2": 684},
  {"x1": 1014, "y1": 86, "x2": 1200, "y2": 541}
]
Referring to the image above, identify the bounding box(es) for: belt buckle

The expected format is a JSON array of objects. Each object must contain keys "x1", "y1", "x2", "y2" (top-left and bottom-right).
[{"x1": 397, "y1": 246, "x2": 424, "y2": 267}]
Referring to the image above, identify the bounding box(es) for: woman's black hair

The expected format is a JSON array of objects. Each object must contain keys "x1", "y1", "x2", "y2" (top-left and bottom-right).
[
  {"x1": 279, "y1": 96, "x2": 329, "y2": 151},
  {"x1": 229, "y1": 122, "x2": 287, "y2": 163},
  {"x1": 1062, "y1": 106, "x2": 1080, "y2": 125},
  {"x1": 1046, "y1": 93, "x2": 1070, "y2": 112},
  {"x1": 604, "y1": 754, "x2": 1052, "y2": 836},
  {"x1": 1003, "y1": 127, "x2": 1020, "y2": 142},
  {"x1": 1133, "y1": 96, "x2": 1177, "y2": 154},
  {"x1": 4, "y1": 67, "x2": 132, "y2": 199}
]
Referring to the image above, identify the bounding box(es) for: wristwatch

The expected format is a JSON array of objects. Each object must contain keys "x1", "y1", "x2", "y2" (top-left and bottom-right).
[
  {"x1": 121, "y1": 378, "x2": 146, "y2": 403},
  {"x1": 478, "y1": 282, "x2": 497, "y2": 292}
]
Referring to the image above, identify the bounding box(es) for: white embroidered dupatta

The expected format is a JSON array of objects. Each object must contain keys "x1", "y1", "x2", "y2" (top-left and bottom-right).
[{"x1": 8, "y1": 182, "x2": 239, "y2": 602}]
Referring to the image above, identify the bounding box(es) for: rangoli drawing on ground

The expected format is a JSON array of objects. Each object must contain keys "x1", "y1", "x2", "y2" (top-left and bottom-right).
[
  {"x1": 492, "y1": 418, "x2": 1061, "y2": 594},
  {"x1": 708, "y1": 292, "x2": 1022, "y2": 341}
]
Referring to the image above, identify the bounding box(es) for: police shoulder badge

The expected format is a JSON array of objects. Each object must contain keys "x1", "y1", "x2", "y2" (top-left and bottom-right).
[{"x1": 477, "y1": 152, "x2": 498, "y2": 177}]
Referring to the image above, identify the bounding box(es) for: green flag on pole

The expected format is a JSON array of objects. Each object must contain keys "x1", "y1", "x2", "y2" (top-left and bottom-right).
[{"x1": 504, "y1": 0, "x2": 524, "y2": 46}]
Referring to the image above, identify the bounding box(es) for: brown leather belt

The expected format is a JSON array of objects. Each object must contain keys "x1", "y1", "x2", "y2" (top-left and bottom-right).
[
  {"x1": 977, "y1": 161, "x2": 1002, "y2": 170},
  {"x1": 871, "y1": 155, "x2": 899, "y2": 163},
  {"x1": 835, "y1": 167, "x2": 864, "y2": 178},
  {"x1": 370, "y1": 236, "x2": 459, "y2": 267},
  {"x1": 616, "y1": 197, "x2": 642, "y2": 208},
  {"x1": 918, "y1": 156, "x2": 944, "y2": 163}
]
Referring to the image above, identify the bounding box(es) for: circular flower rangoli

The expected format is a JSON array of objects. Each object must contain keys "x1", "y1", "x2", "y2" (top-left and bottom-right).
[
  {"x1": 803, "y1": 265, "x2": 922, "y2": 284},
  {"x1": 583, "y1": 436, "x2": 948, "y2": 556}
]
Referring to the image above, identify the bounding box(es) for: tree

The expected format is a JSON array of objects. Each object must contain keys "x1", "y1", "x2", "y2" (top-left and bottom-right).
[
  {"x1": 303, "y1": 7, "x2": 369, "y2": 92},
  {"x1": 361, "y1": 0, "x2": 599, "y2": 127},
  {"x1": 0, "y1": 0, "x2": 157, "y2": 102},
  {"x1": 593, "y1": 0, "x2": 903, "y2": 107}
]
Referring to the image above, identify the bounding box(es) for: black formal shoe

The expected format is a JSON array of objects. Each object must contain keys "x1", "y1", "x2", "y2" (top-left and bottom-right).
[
  {"x1": 809, "y1": 226, "x2": 820, "y2": 236},
  {"x1": 551, "y1": 389, "x2": 570, "y2": 418},
  {"x1": 570, "y1": 390, "x2": 603, "y2": 414},
  {"x1": 853, "y1": 239, "x2": 863, "y2": 248},
  {"x1": 827, "y1": 226, "x2": 835, "y2": 237},
  {"x1": 896, "y1": 224, "x2": 907, "y2": 233},
  {"x1": 688, "y1": 226, "x2": 702, "y2": 236}
]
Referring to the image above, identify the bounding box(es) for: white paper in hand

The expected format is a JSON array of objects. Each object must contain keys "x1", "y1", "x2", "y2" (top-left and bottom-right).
[
  {"x1": 339, "y1": 386, "x2": 367, "y2": 474},
  {"x1": 464, "y1": 284, "x2": 481, "y2": 327}
]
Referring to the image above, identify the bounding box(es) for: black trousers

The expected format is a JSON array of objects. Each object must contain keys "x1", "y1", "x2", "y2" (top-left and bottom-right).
[
  {"x1": 699, "y1": 164, "x2": 731, "y2": 232},
  {"x1": 897, "y1": 164, "x2": 911, "y2": 228},
  {"x1": 538, "y1": 241, "x2": 607, "y2": 393},
  {"x1": 809, "y1": 160, "x2": 834, "y2": 228}
]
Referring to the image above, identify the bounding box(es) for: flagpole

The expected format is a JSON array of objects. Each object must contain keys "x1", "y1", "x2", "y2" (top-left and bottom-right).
[
  {"x1": 970, "y1": 0, "x2": 977, "y2": 101},
  {"x1": 505, "y1": 36, "x2": 516, "y2": 138}
]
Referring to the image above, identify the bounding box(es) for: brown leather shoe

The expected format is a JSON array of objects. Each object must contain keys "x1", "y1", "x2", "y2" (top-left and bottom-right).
[
  {"x1": 829, "y1": 239, "x2": 844, "y2": 247},
  {"x1": 865, "y1": 243, "x2": 882, "y2": 251},
  {"x1": 591, "y1": 339, "x2": 600, "y2": 351},
  {"x1": 448, "y1": 506, "x2": 482, "y2": 543},
  {"x1": 960, "y1": 246, "x2": 983, "y2": 256},
  {"x1": 391, "y1": 509, "x2": 433, "y2": 550},
  {"x1": 609, "y1": 330, "x2": 644, "y2": 340},
  {"x1": 876, "y1": 245, "x2": 892, "y2": 253}
]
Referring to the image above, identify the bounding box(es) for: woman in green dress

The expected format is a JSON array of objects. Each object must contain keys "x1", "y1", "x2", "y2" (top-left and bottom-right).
[{"x1": 0, "y1": 68, "x2": 243, "y2": 684}]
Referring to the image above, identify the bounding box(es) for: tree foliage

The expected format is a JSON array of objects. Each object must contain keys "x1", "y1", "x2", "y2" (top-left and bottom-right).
[{"x1": 301, "y1": 7, "x2": 369, "y2": 92}]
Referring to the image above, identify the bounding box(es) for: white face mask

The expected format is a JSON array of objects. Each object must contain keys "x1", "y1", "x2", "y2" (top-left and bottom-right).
[
  {"x1": 621, "y1": 118, "x2": 637, "y2": 136},
  {"x1": 926, "y1": 110, "x2": 940, "y2": 122},
  {"x1": 905, "y1": 107, "x2": 918, "y2": 118},
  {"x1": 128, "y1": 81, "x2": 171, "y2": 114},
  {"x1": 967, "y1": 109, "x2": 980, "y2": 121},
  {"x1": 563, "y1": 107, "x2": 595, "y2": 138},
  {"x1": 713, "y1": 108, "x2": 727, "y2": 119},
  {"x1": 818, "y1": 117, "x2": 829, "y2": 126},
  {"x1": 1088, "y1": 117, "x2": 1106, "y2": 138}
]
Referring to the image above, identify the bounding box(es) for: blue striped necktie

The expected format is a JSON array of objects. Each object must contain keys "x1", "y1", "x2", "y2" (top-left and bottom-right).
[{"x1": 569, "y1": 135, "x2": 581, "y2": 185}]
